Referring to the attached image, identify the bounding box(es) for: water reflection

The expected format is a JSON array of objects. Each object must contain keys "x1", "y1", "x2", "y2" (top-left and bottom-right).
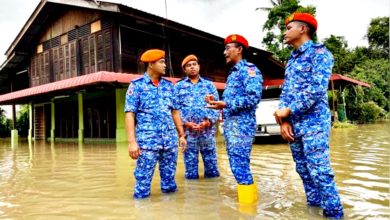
[{"x1": 0, "y1": 122, "x2": 389, "y2": 219}]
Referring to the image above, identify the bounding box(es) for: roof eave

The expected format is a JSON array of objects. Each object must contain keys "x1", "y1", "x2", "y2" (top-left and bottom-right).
[
  {"x1": 5, "y1": 0, "x2": 120, "y2": 58},
  {"x1": 4, "y1": 0, "x2": 46, "y2": 57}
]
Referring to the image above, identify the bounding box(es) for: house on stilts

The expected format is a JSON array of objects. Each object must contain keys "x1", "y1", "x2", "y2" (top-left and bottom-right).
[{"x1": 0, "y1": 0, "x2": 285, "y2": 143}]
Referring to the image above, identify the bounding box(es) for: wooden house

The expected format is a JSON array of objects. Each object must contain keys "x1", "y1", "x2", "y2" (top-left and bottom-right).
[{"x1": 0, "y1": 0, "x2": 285, "y2": 142}]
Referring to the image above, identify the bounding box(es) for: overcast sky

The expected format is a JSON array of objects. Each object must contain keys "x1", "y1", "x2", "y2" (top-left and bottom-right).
[
  {"x1": 0, "y1": 0, "x2": 389, "y2": 114},
  {"x1": 0, "y1": 0, "x2": 389, "y2": 65}
]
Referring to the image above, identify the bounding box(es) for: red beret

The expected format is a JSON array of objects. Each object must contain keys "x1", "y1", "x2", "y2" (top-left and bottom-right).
[
  {"x1": 181, "y1": 54, "x2": 198, "y2": 68},
  {"x1": 224, "y1": 34, "x2": 249, "y2": 49},
  {"x1": 140, "y1": 49, "x2": 165, "y2": 62},
  {"x1": 285, "y1": 12, "x2": 318, "y2": 31}
]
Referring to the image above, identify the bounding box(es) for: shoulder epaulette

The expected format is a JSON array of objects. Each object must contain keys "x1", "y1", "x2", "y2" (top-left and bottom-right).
[
  {"x1": 313, "y1": 42, "x2": 323, "y2": 48},
  {"x1": 161, "y1": 77, "x2": 175, "y2": 85},
  {"x1": 202, "y1": 76, "x2": 214, "y2": 82},
  {"x1": 175, "y1": 77, "x2": 187, "y2": 83},
  {"x1": 246, "y1": 62, "x2": 256, "y2": 67},
  {"x1": 131, "y1": 77, "x2": 144, "y2": 83}
]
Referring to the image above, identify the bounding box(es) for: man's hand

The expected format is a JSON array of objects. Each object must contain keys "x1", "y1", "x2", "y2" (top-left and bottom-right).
[
  {"x1": 205, "y1": 94, "x2": 214, "y2": 103},
  {"x1": 197, "y1": 119, "x2": 211, "y2": 132},
  {"x1": 128, "y1": 141, "x2": 140, "y2": 160},
  {"x1": 185, "y1": 122, "x2": 197, "y2": 131},
  {"x1": 179, "y1": 136, "x2": 187, "y2": 153},
  {"x1": 206, "y1": 101, "x2": 226, "y2": 110},
  {"x1": 280, "y1": 121, "x2": 294, "y2": 142},
  {"x1": 274, "y1": 108, "x2": 291, "y2": 125}
]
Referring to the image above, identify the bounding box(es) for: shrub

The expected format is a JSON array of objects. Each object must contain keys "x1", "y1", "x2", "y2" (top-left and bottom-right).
[
  {"x1": 357, "y1": 101, "x2": 384, "y2": 123},
  {"x1": 16, "y1": 105, "x2": 29, "y2": 137}
]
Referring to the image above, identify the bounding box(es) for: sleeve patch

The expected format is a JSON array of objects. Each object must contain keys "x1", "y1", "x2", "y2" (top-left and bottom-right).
[
  {"x1": 127, "y1": 83, "x2": 134, "y2": 96},
  {"x1": 248, "y1": 68, "x2": 256, "y2": 77}
]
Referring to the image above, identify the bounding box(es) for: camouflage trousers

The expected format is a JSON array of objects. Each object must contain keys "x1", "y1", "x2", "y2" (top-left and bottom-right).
[
  {"x1": 184, "y1": 134, "x2": 219, "y2": 179},
  {"x1": 133, "y1": 147, "x2": 178, "y2": 199},
  {"x1": 225, "y1": 135, "x2": 254, "y2": 185},
  {"x1": 290, "y1": 131, "x2": 344, "y2": 218}
]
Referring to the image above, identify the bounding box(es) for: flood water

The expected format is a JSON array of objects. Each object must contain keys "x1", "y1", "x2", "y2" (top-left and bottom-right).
[{"x1": 0, "y1": 122, "x2": 389, "y2": 219}]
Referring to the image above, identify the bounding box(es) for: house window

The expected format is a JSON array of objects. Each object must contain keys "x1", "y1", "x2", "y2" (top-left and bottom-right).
[
  {"x1": 80, "y1": 29, "x2": 112, "y2": 75},
  {"x1": 37, "y1": 44, "x2": 43, "y2": 54},
  {"x1": 91, "y1": 20, "x2": 101, "y2": 34},
  {"x1": 60, "y1": 34, "x2": 68, "y2": 45}
]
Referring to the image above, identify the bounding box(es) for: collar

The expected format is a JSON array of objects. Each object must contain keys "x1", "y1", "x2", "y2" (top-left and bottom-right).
[
  {"x1": 144, "y1": 72, "x2": 162, "y2": 85},
  {"x1": 184, "y1": 75, "x2": 203, "y2": 83},
  {"x1": 231, "y1": 59, "x2": 247, "y2": 72},
  {"x1": 291, "y1": 40, "x2": 313, "y2": 58}
]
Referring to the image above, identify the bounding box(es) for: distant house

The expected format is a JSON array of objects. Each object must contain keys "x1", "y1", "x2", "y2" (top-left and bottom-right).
[{"x1": 0, "y1": 0, "x2": 284, "y2": 142}]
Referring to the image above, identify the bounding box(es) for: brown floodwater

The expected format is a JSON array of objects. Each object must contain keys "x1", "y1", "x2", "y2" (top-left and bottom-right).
[{"x1": 0, "y1": 122, "x2": 389, "y2": 219}]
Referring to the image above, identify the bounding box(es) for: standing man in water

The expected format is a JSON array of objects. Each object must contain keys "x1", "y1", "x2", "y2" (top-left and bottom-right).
[
  {"x1": 274, "y1": 13, "x2": 344, "y2": 218},
  {"x1": 175, "y1": 54, "x2": 220, "y2": 179},
  {"x1": 206, "y1": 34, "x2": 263, "y2": 205},
  {"x1": 124, "y1": 49, "x2": 187, "y2": 199}
]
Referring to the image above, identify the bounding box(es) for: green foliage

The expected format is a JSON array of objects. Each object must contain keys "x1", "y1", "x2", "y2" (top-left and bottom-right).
[
  {"x1": 259, "y1": 0, "x2": 316, "y2": 63},
  {"x1": 344, "y1": 86, "x2": 362, "y2": 121},
  {"x1": 358, "y1": 101, "x2": 385, "y2": 123},
  {"x1": 322, "y1": 36, "x2": 383, "y2": 74},
  {"x1": 16, "y1": 105, "x2": 29, "y2": 137},
  {"x1": 322, "y1": 17, "x2": 389, "y2": 123},
  {"x1": 367, "y1": 17, "x2": 389, "y2": 58},
  {"x1": 332, "y1": 121, "x2": 357, "y2": 128},
  {"x1": 347, "y1": 59, "x2": 390, "y2": 112},
  {"x1": 323, "y1": 35, "x2": 352, "y2": 74},
  {"x1": 0, "y1": 107, "x2": 11, "y2": 137},
  {"x1": 344, "y1": 85, "x2": 388, "y2": 124},
  {"x1": 0, "y1": 105, "x2": 30, "y2": 137}
]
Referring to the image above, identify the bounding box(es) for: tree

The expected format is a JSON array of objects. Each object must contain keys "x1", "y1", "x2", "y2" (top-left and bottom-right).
[
  {"x1": 323, "y1": 35, "x2": 350, "y2": 74},
  {"x1": 323, "y1": 36, "x2": 372, "y2": 74},
  {"x1": 16, "y1": 105, "x2": 29, "y2": 137},
  {"x1": 258, "y1": 0, "x2": 316, "y2": 63},
  {"x1": 0, "y1": 107, "x2": 11, "y2": 137},
  {"x1": 336, "y1": 17, "x2": 390, "y2": 123},
  {"x1": 366, "y1": 17, "x2": 389, "y2": 58},
  {"x1": 347, "y1": 59, "x2": 390, "y2": 112}
]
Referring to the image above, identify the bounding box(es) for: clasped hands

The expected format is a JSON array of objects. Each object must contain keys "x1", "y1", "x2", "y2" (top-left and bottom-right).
[{"x1": 185, "y1": 120, "x2": 211, "y2": 132}]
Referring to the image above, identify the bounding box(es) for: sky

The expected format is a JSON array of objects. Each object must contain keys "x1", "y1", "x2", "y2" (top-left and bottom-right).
[
  {"x1": 0, "y1": 0, "x2": 389, "y2": 64},
  {"x1": 0, "y1": 0, "x2": 389, "y2": 116}
]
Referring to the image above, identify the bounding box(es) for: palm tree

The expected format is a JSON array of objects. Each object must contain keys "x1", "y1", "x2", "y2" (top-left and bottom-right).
[
  {"x1": 256, "y1": 0, "x2": 316, "y2": 63},
  {"x1": 256, "y1": 0, "x2": 285, "y2": 12}
]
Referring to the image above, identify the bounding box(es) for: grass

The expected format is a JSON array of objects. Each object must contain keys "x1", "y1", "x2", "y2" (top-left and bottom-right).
[{"x1": 332, "y1": 121, "x2": 358, "y2": 128}]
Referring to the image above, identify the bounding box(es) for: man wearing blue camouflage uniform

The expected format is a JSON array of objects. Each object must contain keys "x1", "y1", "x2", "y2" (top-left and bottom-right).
[
  {"x1": 125, "y1": 49, "x2": 187, "y2": 199},
  {"x1": 206, "y1": 34, "x2": 262, "y2": 205},
  {"x1": 175, "y1": 54, "x2": 220, "y2": 179},
  {"x1": 274, "y1": 13, "x2": 344, "y2": 219}
]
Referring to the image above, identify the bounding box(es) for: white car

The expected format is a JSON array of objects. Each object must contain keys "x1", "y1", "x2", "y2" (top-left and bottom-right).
[
  {"x1": 255, "y1": 98, "x2": 281, "y2": 136},
  {"x1": 216, "y1": 98, "x2": 281, "y2": 137}
]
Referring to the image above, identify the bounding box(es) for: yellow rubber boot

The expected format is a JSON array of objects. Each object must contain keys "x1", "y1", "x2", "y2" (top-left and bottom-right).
[
  {"x1": 237, "y1": 183, "x2": 258, "y2": 216},
  {"x1": 237, "y1": 183, "x2": 258, "y2": 205}
]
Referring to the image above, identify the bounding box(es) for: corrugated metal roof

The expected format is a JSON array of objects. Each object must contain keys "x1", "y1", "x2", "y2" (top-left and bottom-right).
[
  {"x1": 331, "y1": 74, "x2": 370, "y2": 87},
  {"x1": 0, "y1": 72, "x2": 369, "y2": 105},
  {"x1": 262, "y1": 74, "x2": 370, "y2": 89},
  {"x1": 0, "y1": 71, "x2": 226, "y2": 104}
]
